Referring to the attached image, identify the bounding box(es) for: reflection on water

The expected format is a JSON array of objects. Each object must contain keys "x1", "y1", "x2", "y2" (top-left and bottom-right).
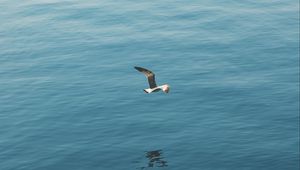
[{"x1": 139, "y1": 150, "x2": 168, "y2": 169}]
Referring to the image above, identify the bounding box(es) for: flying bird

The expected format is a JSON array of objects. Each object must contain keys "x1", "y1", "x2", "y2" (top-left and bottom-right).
[{"x1": 134, "y1": 66, "x2": 170, "y2": 94}]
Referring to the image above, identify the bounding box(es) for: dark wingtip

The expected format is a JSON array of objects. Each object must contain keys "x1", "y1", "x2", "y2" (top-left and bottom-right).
[{"x1": 134, "y1": 66, "x2": 143, "y2": 71}]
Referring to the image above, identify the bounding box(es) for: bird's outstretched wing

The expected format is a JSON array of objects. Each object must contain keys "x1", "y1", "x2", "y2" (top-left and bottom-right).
[{"x1": 134, "y1": 66, "x2": 157, "y2": 88}]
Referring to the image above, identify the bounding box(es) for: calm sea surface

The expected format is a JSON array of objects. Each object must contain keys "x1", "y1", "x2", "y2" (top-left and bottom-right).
[{"x1": 0, "y1": 1, "x2": 299, "y2": 170}]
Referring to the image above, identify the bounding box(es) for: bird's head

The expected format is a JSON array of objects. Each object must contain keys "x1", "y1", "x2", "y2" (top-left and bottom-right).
[{"x1": 162, "y1": 84, "x2": 170, "y2": 93}]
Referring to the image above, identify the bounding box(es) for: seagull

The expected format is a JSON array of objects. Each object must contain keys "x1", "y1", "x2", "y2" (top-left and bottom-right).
[{"x1": 134, "y1": 66, "x2": 170, "y2": 94}]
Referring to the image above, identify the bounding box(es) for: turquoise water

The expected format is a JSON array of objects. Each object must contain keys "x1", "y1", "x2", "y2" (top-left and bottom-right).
[{"x1": 0, "y1": 1, "x2": 299, "y2": 169}]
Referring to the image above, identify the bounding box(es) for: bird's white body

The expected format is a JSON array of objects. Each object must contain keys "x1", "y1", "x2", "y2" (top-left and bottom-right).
[{"x1": 144, "y1": 84, "x2": 170, "y2": 94}]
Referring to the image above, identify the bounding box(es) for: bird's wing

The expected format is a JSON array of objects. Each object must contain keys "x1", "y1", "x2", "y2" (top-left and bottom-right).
[{"x1": 134, "y1": 66, "x2": 157, "y2": 88}]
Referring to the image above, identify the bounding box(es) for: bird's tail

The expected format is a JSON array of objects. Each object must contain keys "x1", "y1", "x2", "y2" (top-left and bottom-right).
[{"x1": 143, "y1": 88, "x2": 152, "y2": 93}]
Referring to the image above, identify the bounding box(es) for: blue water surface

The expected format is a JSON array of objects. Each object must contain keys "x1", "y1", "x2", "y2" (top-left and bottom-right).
[{"x1": 0, "y1": 0, "x2": 299, "y2": 170}]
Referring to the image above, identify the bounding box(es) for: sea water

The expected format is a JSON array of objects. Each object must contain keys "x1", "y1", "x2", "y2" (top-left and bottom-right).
[{"x1": 0, "y1": 0, "x2": 299, "y2": 169}]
